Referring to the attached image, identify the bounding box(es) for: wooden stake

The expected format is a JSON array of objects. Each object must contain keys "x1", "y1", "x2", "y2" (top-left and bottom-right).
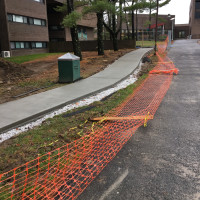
[{"x1": 91, "y1": 116, "x2": 154, "y2": 121}]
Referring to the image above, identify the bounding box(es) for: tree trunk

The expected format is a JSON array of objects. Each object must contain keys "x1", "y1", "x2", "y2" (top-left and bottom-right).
[
  {"x1": 103, "y1": 22, "x2": 119, "y2": 51},
  {"x1": 70, "y1": 26, "x2": 82, "y2": 60},
  {"x1": 67, "y1": 0, "x2": 82, "y2": 60},
  {"x1": 148, "y1": 0, "x2": 152, "y2": 40},
  {"x1": 107, "y1": 11, "x2": 112, "y2": 40},
  {"x1": 131, "y1": 0, "x2": 135, "y2": 40},
  {"x1": 124, "y1": 10, "x2": 130, "y2": 39},
  {"x1": 119, "y1": 0, "x2": 123, "y2": 40},
  {"x1": 97, "y1": 12, "x2": 104, "y2": 55},
  {"x1": 113, "y1": 33, "x2": 118, "y2": 51},
  {"x1": 112, "y1": 13, "x2": 118, "y2": 51},
  {"x1": 136, "y1": 9, "x2": 138, "y2": 41},
  {"x1": 154, "y1": 0, "x2": 159, "y2": 54},
  {"x1": 103, "y1": 0, "x2": 119, "y2": 51}
]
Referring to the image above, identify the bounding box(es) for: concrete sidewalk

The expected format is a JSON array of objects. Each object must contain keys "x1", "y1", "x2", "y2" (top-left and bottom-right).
[{"x1": 0, "y1": 48, "x2": 151, "y2": 133}]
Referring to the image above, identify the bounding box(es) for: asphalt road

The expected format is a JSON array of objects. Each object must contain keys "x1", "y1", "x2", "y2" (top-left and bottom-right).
[{"x1": 77, "y1": 40, "x2": 200, "y2": 200}]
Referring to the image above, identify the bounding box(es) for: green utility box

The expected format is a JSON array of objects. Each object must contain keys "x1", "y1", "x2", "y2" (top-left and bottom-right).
[{"x1": 58, "y1": 53, "x2": 80, "y2": 83}]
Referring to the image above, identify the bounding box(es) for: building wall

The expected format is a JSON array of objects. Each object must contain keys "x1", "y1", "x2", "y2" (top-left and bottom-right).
[
  {"x1": 6, "y1": 0, "x2": 49, "y2": 42},
  {"x1": 8, "y1": 23, "x2": 49, "y2": 42},
  {"x1": 0, "y1": 0, "x2": 97, "y2": 56},
  {"x1": 87, "y1": 28, "x2": 95, "y2": 40},
  {"x1": 189, "y1": 0, "x2": 200, "y2": 38},
  {"x1": 76, "y1": 7, "x2": 97, "y2": 28},
  {"x1": 47, "y1": 4, "x2": 66, "y2": 41},
  {"x1": 11, "y1": 48, "x2": 48, "y2": 57},
  {"x1": 6, "y1": 0, "x2": 47, "y2": 19},
  {"x1": 174, "y1": 25, "x2": 189, "y2": 39},
  {"x1": 4, "y1": 0, "x2": 49, "y2": 56},
  {"x1": 121, "y1": 14, "x2": 175, "y2": 31}
]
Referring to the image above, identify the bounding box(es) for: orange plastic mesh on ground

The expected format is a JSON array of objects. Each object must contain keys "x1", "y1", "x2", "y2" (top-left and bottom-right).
[{"x1": 0, "y1": 37, "x2": 178, "y2": 200}]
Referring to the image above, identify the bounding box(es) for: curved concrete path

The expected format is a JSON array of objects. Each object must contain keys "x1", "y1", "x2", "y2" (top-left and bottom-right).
[
  {"x1": 0, "y1": 48, "x2": 151, "y2": 133},
  {"x1": 77, "y1": 39, "x2": 200, "y2": 200}
]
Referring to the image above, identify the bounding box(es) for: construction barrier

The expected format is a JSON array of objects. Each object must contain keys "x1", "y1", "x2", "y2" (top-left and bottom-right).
[{"x1": 0, "y1": 37, "x2": 178, "y2": 200}]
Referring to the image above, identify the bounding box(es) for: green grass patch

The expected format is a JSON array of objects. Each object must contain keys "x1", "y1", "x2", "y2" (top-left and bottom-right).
[
  {"x1": 0, "y1": 73, "x2": 150, "y2": 174},
  {"x1": 17, "y1": 79, "x2": 57, "y2": 88},
  {"x1": 136, "y1": 40, "x2": 166, "y2": 47},
  {"x1": 136, "y1": 41, "x2": 155, "y2": 47},
  {"x1": 5, "y1": 53, "x2": 63, "y2": 64},
  {"x1": 0, "y1": 52, "x2": 158, "y2": 175}
]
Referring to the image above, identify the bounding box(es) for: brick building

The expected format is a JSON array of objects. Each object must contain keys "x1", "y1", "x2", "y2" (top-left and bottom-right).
[
  {"x1": 189, "y1": 0, "x2": 200, "y2": 39},
  {"x1": 120, "y1": 14, "x2": 175, "y2": 40},
  {"x1": 0, "y1": 0, "x2": 96, "y2": 56},
  {"x1": 174, "y1": 24, "x2": 190, "y2": 39}
]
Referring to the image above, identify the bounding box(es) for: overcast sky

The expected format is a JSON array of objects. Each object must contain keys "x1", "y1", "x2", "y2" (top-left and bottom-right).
[{"x1": 158, "y1": 0, "x2": 191, "y2": 24}]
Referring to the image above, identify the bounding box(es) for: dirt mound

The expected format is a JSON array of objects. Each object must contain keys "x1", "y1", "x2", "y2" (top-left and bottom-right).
[{"x1": 0, "y1": 58, "x2": 33, "y2": 83}]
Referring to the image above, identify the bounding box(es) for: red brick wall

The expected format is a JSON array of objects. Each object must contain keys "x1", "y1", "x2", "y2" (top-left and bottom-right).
[
  {"x1": 8, "y1": 23, "x2": 49, "y2": 42},
  {"x1": 6, "y1": 0, "x2": 47, "y2": 19},
  {"x1": 11, "y1": 48, "x2": 48, "y2": 57},
  {"x1": 174, "y1": 25, "x2": 189, "y2": 39},
  {"x1": 189, "y1": 0, "x2": 200, "y2": 38}
]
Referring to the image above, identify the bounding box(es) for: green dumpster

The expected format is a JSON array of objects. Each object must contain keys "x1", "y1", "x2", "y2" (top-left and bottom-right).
[{"x1": 58, "y1": 53, "x2": 80, "y2": 83}]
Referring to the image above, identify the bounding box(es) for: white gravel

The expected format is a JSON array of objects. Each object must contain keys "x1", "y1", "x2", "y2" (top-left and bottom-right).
[{"x1": 0, "y1": 66, "x2": 141, "y2": 144}]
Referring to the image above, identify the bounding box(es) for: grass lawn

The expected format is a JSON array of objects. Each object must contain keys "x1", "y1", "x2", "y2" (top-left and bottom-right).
[
  {"x1": 5, "y1": 53, "x2": 62, "y2": 64},
  {"x1": 136, "y1": 40, "x2": 155, "y2": 47},
  {"x1": 0, "y1": 53, "x2": 158, "y2": 200},
  {"x1": 0, "y1": 71, "x2": 153, "y2": 174},
  {"x1": 0, "y1": 50, "x2": 158, "y2": 173}
]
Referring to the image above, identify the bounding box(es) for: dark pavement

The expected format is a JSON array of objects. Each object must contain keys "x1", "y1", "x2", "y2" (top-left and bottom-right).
[{"x1": 77, "y1": 40, "x2": 200, "y2": 200}]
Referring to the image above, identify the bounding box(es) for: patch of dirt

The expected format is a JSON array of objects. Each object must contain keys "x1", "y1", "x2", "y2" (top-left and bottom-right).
[
  {"x1": 137, "y1": 53, "x2": 157, "y2": 77},
  {"x1": 0, "y1": 58, "x2": 33, "y2": 83},
  {"x1": 0, "y1": 49, "x2": 133, "y2": 104}
]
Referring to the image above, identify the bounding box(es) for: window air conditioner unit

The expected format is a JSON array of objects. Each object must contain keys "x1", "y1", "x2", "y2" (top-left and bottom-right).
[{"x1": 2, "y1": 51, "x2": 11, "y2": 58}]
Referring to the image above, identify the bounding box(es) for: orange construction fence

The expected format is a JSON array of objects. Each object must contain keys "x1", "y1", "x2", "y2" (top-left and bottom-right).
[{"x1": 0, "y1": 37, "x2": 178, "y2": 200}]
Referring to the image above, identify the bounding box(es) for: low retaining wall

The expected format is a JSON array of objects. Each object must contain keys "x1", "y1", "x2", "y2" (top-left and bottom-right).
[{"x1": 49, "y1": 40, "x2": 136, "y2": 53}]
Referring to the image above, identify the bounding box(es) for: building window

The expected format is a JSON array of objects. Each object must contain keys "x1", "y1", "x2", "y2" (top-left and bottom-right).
[
  {"x1": 8, "y1": 14, "x2": 28, "y2": 24},
  {"x1": 25, "y1": 42, "x2": 31, "y2": 49},
  {"x1": 41, "y1": 20, "x2": 46, "y2": 26},
  {"x1": 179, "y1": 31, "x2": 185, "y2": 38},
  {"x1": 196, "y1": 0, "x2": 200, "y2": 10},
  {"x1": 7, "y1": 14, "x2": 13, "y2": 22},
  {"x1": 10, "y1": 42, "x2": 15, "y2": 49},
  {"x1": 36, "y1": 42, "x2": 43, "y2": 48},
  {"x1": 10, "y1": 42, "x2": 47, "y2": 49},
  {"x1": 195, "y1": 11, "x2": 200, "y2": 18},
  {"x1": 31, "y1": 42, "x2": 47, "y2": 48},
  {"x1": 49, "y1": 25, "x2": 64, "y2": 31},
  {"x1": 7, "y1": 14, "x2": 46, "y2": 26},
  {"x1": 13, "y1": 15, "x2": 23, "y2": 23},
  {"x1": 29, "y1": 18, "x2": 34, "y2": 25},
  {"x1": 34, "y1": 19, "x2": 42, "y2": 25}
]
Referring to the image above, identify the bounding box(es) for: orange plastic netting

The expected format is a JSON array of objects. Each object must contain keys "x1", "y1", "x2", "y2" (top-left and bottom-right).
[{"x1": 0, "y1": 37, "x2": 178, "y2": 200}]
